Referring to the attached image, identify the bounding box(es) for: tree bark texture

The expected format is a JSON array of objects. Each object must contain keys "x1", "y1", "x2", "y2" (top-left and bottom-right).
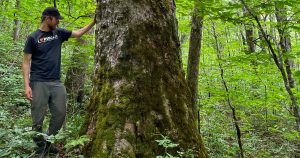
[
  {"x1": 243, "y1": 7, "x2": 255, "y2": 53},
  {"x1": 186, "y1": 1, "x2": 204, "y2": 133},
  {"x1": 81, "y1": 0, "x2": 208, "y2": 157},
  {"x1": 13, "y1": 0, "x2": 20, "y2": 41},
  {"x1": 186, "y1": 1, "x2": 203, "y2": 108}
]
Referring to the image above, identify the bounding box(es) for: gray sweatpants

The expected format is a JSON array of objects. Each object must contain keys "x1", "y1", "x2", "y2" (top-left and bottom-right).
[{"x1": 30, "y1": 81, "x2": 66, "y2": 145}]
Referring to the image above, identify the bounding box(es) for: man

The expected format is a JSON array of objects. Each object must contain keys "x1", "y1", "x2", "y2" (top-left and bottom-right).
[{"x1": 22, "y1": 7, "x2": 95, "y2": 157}]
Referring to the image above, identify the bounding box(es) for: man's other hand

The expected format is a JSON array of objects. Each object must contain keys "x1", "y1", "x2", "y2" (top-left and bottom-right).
[{"x1": 24, "y1": 86, "x2": 32, "y2": 100}]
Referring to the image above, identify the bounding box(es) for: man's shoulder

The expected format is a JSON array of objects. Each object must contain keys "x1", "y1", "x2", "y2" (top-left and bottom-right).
[
  {"x1": 54, "y1": 28, "x2": 71, "y2": 34},
  {"x1": 55, "y1": 28, "x2": 64, "y2": 31},
  {"x1": 54, "y1": 28, "x2": 72, "y2": 41},
  {"x1": 28, "y1": 29, "x2": 41, "y2": 38}
]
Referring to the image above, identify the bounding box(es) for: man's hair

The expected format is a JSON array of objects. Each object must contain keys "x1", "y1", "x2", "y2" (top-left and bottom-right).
[
  {"x1": 41, "y1": 16, "x2": 46, "y2": 22},
  {"x1": 41, "y1": 7, "x2": 63, "y2": 22},
  {"x1": 41, "y1": 16, "x2": 54, "y2": 23}
]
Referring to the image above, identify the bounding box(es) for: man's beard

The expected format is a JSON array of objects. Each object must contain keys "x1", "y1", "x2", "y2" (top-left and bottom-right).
[{"x1": 48, "y1": 25, "x2": 57, "y2": 31}]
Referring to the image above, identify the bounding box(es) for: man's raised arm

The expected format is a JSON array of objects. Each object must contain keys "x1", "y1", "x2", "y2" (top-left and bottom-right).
[{"x1": 71, "y1": 20, "x2": 96, "y2": 38}]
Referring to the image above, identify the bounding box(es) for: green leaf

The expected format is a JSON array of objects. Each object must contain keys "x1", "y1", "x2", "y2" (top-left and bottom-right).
[{"x1": 294, "y1": 70, "x2": 300, "y2": 78}]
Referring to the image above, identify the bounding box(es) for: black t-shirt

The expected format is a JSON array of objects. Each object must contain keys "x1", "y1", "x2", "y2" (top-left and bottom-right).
[{"x1": 23, "y1": 28, "x2": 72, "y2": 81}]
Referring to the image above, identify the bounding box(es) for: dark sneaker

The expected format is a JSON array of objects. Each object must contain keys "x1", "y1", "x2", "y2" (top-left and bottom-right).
[
  {"x1": 45, "y1": 142, "x2": 59, "y2": 155},
  {"x1": 32, "y1": 134, "x2": 47, "y2": 158},
  {"x1": 33, "y1": 145, "x2": 46, "y2": 158}
]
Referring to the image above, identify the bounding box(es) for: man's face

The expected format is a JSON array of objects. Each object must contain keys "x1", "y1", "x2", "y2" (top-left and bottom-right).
[{"x1": 47, "y1": 16, "x2": 59, "y2": 30}]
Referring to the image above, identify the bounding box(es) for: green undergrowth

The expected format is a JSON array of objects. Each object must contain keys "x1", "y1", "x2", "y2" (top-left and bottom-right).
[
  {"x1": 0, "y1": 103, "x2": 89, "y2": 158},
  {"x1": 155, "y1": 135, "x2": 196, "y2": 158}
]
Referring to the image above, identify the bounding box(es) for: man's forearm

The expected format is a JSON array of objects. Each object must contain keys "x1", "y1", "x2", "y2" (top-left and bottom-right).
[
  {"x1": 79, "y1": 21, "x2": 95, "y2": 35},
  {"x1": 72, "y1": 21, "x2": 96, "y2": 38},
  {"x1": 22, "y1": 63, "x2": 30, "y2": 88}
]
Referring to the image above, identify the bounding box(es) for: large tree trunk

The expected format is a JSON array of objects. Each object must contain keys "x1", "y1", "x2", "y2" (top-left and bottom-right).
[
  {"x1": 186, "y1": 1, "x2": 204, "y2": 132},
  {"x1": 80, "y1": 0, "x2": 208, "y2": 157}
]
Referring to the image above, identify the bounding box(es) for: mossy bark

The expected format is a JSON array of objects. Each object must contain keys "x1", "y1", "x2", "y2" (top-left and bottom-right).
[{"x1": 81, "y1": 0, "x2": 208, "y2": 157}]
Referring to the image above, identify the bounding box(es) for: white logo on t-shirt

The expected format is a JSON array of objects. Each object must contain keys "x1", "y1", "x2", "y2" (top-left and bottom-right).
[{"x1": 38, "y1": 35, "x2": 58, "y2": 44}]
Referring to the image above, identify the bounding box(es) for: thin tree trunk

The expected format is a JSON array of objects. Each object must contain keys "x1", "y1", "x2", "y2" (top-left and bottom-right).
[
  {"x1": 13, "y1": 0, "x2": 20, "y2": 41},
  {"x1": 275, "y1": 4, "x2": 300, "y2": 157},
  {"x1": 275, "y1": 4, "x2": 294, "y2": 86},
  {"x1": 212, "y1": 21, "x2": 244, "y2": 158},
  {"x1": 81, "y1": 0, "x2": 208, "y2": 157},
  {"x1": 240, "y1": 6, "x2": 300, "y2": 158},
  {"x1": 258, "y1": 15, "x2": 267, "y2": 52},
  {"x1": 186, "y1": 1, "x2": 204, "y2": 132},
  {"x1": 53, "y1": 0, "x2": 57, "y2": 8},
  {"x1": 239, "y1": 0, "x2": 300, "y2": 132},
  {"x1": 243, "y1": 7, "x2": 255, "y2": 53},
  {"x1": 240, "y1": 29, "x2": 246, "y2": 46}
]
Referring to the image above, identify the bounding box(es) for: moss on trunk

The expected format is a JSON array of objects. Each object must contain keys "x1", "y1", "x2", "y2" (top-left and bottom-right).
[{"x1": 81, "y1": 0, "x2": 208, "y2": 157}]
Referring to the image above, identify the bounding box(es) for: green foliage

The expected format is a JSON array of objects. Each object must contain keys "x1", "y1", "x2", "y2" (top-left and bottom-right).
[
  {"x1": 0, "y1": 104, "x2": 34, "y2": 157},
  {"x1": 155, "y1": 135, "x2": 195, "y2": 158},
  {"x1": 1, "y1": 0, "x2": 300, "y2": 157},
  {"x1": 65, "y1": 135, "x2": 90, "y2": 150},
  {"x1": 156, "y1": 135, "x2": 179, "y2": 149},
  {"x1": 176, "y1": 0, "x2": 300, "y2": 156},
  {"x1": 0, "y1": 32, "x2": 27, "y2": 107},
  {"x1": 197, "y1": 19, "x2": 299, "y2": 157},
  {"x1": 0, "y1": 1, "x2": 94, "y2": 157},
  {"x1": 0, "y1": 103, "x2": 89, "y2": 157}
]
